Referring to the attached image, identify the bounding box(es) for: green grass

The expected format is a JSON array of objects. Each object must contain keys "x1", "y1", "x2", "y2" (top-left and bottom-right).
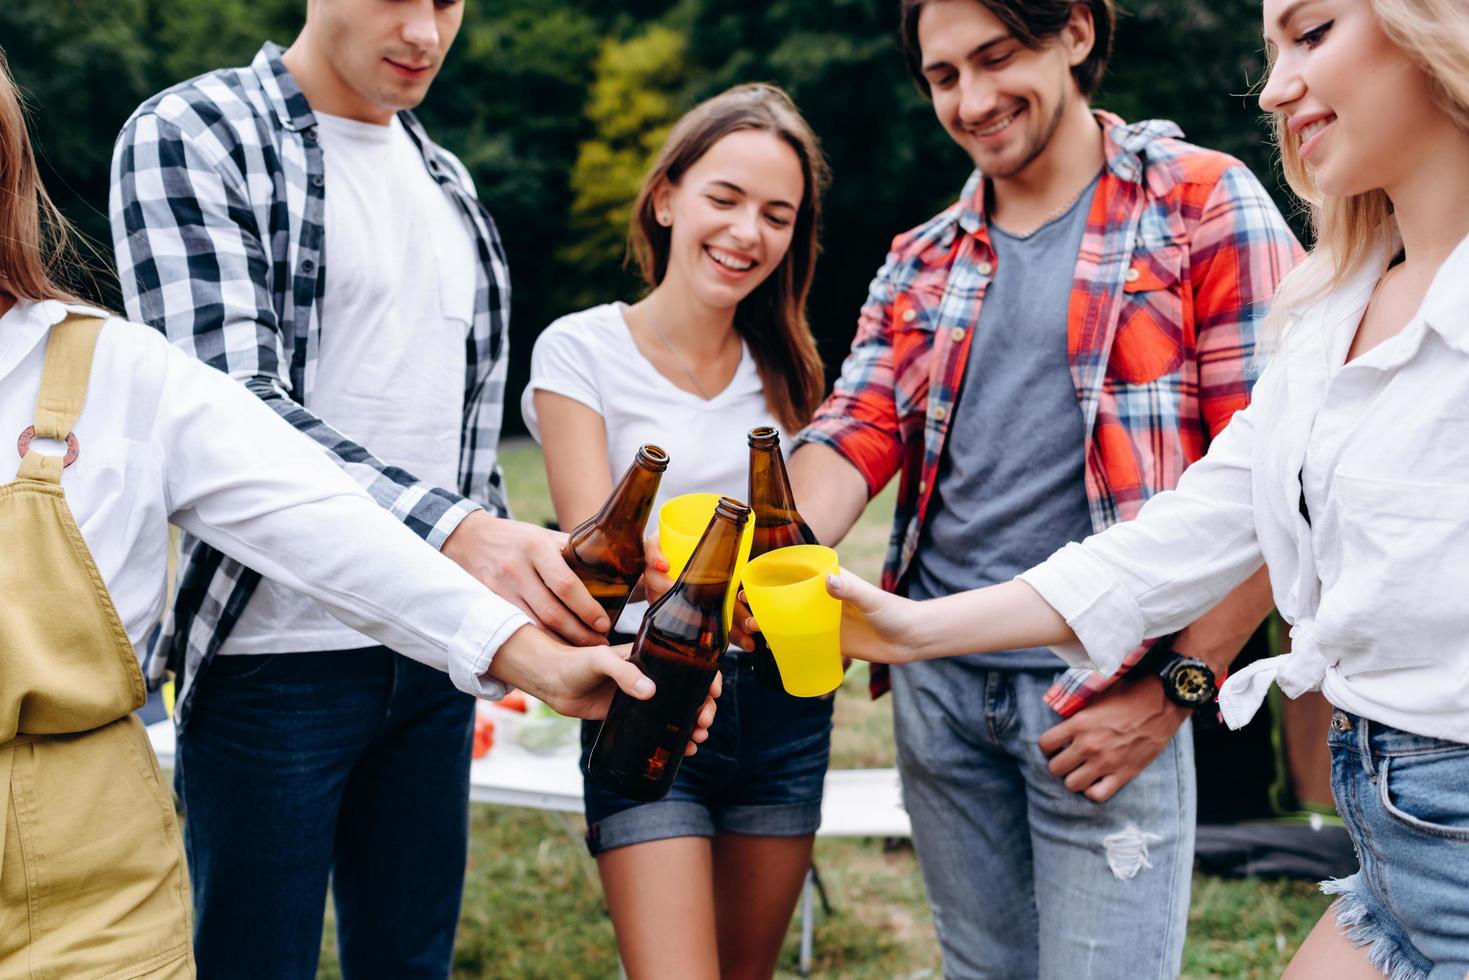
[{"x1": 314, "y1": 439, "x2": 1333, "y2": 978}]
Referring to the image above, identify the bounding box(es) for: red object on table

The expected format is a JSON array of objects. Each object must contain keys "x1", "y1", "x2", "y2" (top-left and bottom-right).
[{"x1": 472, "y1": 712, "x2": 495, "y2": 759}]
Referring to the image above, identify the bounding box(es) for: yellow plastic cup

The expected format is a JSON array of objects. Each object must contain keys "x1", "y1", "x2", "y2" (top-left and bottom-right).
[
  {"x1": 656, "y1": 492, "x2": 755, "y2": 632},
  {"x1": 740, "y1": 545, "x2": 845, "y2": 698}
]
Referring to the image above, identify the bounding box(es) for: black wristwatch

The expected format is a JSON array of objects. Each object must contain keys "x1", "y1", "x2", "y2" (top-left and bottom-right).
[{"x1": 1140, "y1": 633, "x2": 1218, "y2": 709}]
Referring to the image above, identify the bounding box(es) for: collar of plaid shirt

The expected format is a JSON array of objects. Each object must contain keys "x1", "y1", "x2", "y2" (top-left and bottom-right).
[{"x1": 802, "y1": 111, "x2": 1300, "y2": 711}]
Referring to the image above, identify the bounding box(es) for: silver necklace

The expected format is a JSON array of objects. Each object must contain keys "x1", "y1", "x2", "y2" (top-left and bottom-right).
[
  {"x1": 647, "y1": 318, "x2": 717, "y2": 400},
  {"x1": 996, "y1": 168, "x2": 1101, "y2": 237}
]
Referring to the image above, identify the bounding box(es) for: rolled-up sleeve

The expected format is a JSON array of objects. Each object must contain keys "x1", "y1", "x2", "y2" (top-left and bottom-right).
[{"x1": 797, "y1": 253, "x2": 906, "y2": 498}]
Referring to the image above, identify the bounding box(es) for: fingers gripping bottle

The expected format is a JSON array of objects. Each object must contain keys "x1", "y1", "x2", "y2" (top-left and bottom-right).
[
  {"x1": 587, "y1": 497, "x2": 751, "y2": 801},
  {"x1": 561, "y1": 444, "x2": 669, "y2": 631},
  {"x1": 746, "y1": 427, "x2": 819, "y2": 690}
]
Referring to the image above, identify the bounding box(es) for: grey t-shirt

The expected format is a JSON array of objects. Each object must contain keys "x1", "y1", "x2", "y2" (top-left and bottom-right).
[{"x1": 903, "y1": 175, "x2": 1100, "y2": 670}]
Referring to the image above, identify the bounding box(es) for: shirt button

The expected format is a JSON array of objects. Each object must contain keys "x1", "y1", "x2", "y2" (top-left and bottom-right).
[
  {"x1": 311, "y1": 174, "x2": 324, "y2": 188},
  {"x1": 978, "y1": 261, "x2": 994, "y2": 276},
  {"x1": 933, "y1": 406, "x2": 948, "y2": 422},
  {"x1": 1126, "y1": 266, "x2": 1142, "y2": 283},
  {"x1": 301, "y1": 259, "x2": 316, "y2": 274},
  {"x1": 950, "y1": 327, "x2": 965, "y2": 343},
  {"x1": 902, "y1": 308, "x2": 917, "y2": 323}
]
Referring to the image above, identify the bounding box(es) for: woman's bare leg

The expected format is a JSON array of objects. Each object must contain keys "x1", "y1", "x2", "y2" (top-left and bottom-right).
[
  {"x1": 597, "y1": 837, "x2": 719, "y2": 980},
  {"x1": 1283, "y1": 904, "x2": 1388, "y2": 980},
  {"x1": 711, "y1": 832, "x2": 816, "y2": 979}
]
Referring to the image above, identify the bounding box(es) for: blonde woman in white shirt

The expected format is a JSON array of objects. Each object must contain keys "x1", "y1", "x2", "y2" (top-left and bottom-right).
[
  {"x1": 779, "y1": 1, "x2": 1469, "y2": 977},
  {"x1": 0, "y1": 55, "x2": 714, "y2": 977},
  {"x1": 526, "y1": 85, "x2": 831, "y2": 979}
]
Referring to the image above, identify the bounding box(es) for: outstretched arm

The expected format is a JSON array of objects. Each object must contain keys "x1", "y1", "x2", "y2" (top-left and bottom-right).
[
  {"x1": 829, "y1": 383, "x2": 1268, "y2": 672},
  {"x1": 110, "y1": 111, "x2": 607, "y2": 644},
  {"x1": 142, "y1": 322, "x2": 708, "y2": 733},
  {"x1": 827, "y1": 572, "x2": 1076, "y2": 664}
]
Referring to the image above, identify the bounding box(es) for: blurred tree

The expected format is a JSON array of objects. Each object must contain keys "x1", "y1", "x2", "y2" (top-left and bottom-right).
[
  {"x1": 561, "y1": 24, "x2": 693, "y2": 306},
  {"x1": 1105, "y1": 0, "x2": 1301, "y2": 232},
  {"x1": 2, "y1": 0, "x2": 1303, "y2": 435},
  {"x1": 3, "y1": 0, "x2": 300, "y2": 305}
]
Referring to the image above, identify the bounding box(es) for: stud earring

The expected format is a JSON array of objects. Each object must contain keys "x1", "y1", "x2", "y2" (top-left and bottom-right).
[{"x1": 659, "y1": 212, "x2": 671, "y2": 226}]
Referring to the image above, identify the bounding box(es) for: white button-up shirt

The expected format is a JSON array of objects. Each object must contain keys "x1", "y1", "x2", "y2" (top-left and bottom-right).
[
  {"x1": 0, "y1": 300, "x2": 531, "y2": 698},
  {"x1": 1022, "y1": 232, "x2": 1469, "y2": 744}
]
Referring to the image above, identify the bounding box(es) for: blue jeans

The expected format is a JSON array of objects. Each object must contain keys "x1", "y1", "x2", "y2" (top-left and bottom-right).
[
  {"x1": 892, "y1": 662, "x2": 1195, "y2": 979},
  {"x1": 1326, "y1": 710, "x2": 1469, "y2": 980},
  {"x1": 176, "y1": 648, "x2": 474, "y2": 980}
]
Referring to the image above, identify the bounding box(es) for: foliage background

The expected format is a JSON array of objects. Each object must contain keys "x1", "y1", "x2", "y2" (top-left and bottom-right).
[{"x1": 3, "y1": 0, "x2": 1295, "y2": 436}]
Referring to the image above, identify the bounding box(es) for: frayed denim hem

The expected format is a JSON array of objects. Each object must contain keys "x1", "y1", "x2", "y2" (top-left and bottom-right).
[{"x1": 1322, "y1": 875, "x2": 1430, "y2": 980}]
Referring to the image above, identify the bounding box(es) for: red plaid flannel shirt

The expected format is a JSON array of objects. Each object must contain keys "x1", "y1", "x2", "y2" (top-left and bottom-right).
[{"x1": 799, "y1": 113, "x2": 1301, "y2": 714}]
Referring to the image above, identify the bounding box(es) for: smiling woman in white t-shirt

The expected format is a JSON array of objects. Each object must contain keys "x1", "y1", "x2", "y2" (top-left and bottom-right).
[{"x1": 524, "y1": 84, "x2": 832, "y2": 980}]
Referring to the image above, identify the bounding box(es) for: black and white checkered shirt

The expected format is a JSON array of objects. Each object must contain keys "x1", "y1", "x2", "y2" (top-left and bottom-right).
[{"x1": 110, "y1": 43, "x2": 512, "y2": 728}]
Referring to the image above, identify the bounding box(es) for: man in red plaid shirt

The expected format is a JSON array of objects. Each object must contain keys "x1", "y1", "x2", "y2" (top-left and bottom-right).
[{"x1": 785, "y1": 0, "x2": 1299, "y2": 974}]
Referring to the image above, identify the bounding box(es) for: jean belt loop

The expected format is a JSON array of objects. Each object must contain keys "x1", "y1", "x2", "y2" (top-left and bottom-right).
[{"x1": 1355, "y1": 715, "x2": 1376, "y2": 780}]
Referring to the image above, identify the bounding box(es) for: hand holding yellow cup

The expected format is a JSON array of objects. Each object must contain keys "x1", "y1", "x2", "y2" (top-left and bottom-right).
[
  {"x1": 657, "y1": 492, "x2": 755, "y2": 632},
  {"x1": 740, "y1": 545, "x2": 845, "y2": 698}
]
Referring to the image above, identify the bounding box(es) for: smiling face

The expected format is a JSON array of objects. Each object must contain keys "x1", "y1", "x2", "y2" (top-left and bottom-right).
[
  {"x1": 1260, "y1": 0, "x2": 1445, "y2": 198},
  {"x1": 916, "y1": 0, "x2": 1093, "y2": 177},
  {"x1": 310, "y1": 0, "x2": 463, "y2": 119},
  {"x1": 653, "y1": 129, "x2": 805, "y2": 312}
]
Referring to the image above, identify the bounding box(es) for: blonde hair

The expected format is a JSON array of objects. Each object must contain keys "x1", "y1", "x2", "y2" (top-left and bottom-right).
[
  {"x1": 1263, "y1": 0, "x2": 1469, "y2": 344},
  {"x1": 0, "y1": 49, "x2": 81, "y2": 304}
]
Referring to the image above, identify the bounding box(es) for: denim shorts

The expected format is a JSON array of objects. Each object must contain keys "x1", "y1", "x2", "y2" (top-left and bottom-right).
[
  {"x1": 579, "y1": 647, "x2": 834, "y2": 856},
  {"x1": 1326, "y1": 710, "x2": 1469, "y2": 980}
]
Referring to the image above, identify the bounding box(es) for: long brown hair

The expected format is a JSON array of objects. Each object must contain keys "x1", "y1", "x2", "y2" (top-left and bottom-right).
[
  {"x1": 0, "y1": 48, "x2": 81, "y2": 304},
  {"x1": 627, "y1": 84, "x2": 829, "y2": 433}
]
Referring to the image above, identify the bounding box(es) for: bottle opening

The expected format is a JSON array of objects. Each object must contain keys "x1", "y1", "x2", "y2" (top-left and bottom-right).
[
  {"x1": 714, "y1": 496, "x2": 752, "y2": 524},
  {"x1": 637, "y1": 444, "x2": 671, "y2": 471},
  {"x1": 747, "y1": 426, "x2": 780, "y2": 448}
]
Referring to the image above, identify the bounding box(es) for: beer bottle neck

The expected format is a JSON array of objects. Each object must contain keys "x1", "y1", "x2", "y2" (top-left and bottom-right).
[
  {"x1": 597, "y1": 459, "x2": 663, "y2": 528},
  {"x1": 748, "y1": 444, "x2": 802, "y2": 525},
  {"x1": 671, "y1": 508, "x2": 747, "y2": 608}
]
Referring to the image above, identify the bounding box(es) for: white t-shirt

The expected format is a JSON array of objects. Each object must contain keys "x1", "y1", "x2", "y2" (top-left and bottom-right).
[
  {"x1": 522, "y1": 303, "x2": 787, "y2": 634},
  {"x1": 224, "y1": 111, "x2": 477, "y2": 654}
]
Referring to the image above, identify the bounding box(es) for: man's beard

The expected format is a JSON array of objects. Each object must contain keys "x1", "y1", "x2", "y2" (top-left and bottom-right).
[{"x1": 984, "y1": 83, "x2": 1069, "y2": 180}]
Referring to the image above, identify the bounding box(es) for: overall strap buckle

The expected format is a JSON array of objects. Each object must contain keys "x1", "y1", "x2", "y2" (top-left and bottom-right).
[{"x1": 16, "y1": 314, "x2": 105, "y2": 482}]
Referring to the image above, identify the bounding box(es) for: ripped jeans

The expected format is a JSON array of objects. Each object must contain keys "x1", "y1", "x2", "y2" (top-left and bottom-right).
[{"x1": 892, "y1": 663, "x2": 1194, "y2": 979}]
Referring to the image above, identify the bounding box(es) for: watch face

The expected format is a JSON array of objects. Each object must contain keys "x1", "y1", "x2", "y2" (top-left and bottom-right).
[{"x1": 1170, "y1": 662, "x2": 1216, "y2": 705}]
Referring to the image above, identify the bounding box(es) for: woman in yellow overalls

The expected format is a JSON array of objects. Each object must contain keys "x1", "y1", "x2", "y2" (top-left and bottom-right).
[
  {"x1": 0, "y1": 54, "x2": 712, "y2": 979},
  {"x1": 1, "y1": 315, "x2": 194, "y2": 978}
]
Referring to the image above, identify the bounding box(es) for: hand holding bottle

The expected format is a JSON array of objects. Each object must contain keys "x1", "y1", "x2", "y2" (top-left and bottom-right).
[{"x1": 487, "y1": 625, "x2": 720, "y2": 753}]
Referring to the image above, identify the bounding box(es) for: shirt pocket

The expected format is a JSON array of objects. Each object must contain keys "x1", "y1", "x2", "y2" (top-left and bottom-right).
[
  {"x1": 1108, "y1": 245, "x2": 1187, "y2": 384},
  {"x1": 890, "y1": 290, "x2": 939, "y2": 425},
  {"x1": 1328, "y1": 472, "x2": 1469, "y2": 659},
  {"x1": 433, "y1": 215, "x2": 476, "y2": 329}
]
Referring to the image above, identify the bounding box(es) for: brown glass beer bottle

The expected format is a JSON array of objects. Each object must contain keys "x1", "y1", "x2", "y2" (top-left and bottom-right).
[
  {"x1": 587, "y1": 496, "x2": 751, "y2": 801},
  {"x1": 746, "y1": 426, "x2": 819, "y2": 690},
  {"x1": 562, "y1": 444, "x2": 669, "y2": 630}
]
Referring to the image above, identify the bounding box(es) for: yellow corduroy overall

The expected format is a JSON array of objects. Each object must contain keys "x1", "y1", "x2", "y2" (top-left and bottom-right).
[{"x1": 0, "y1": 315, "x2": 193, "y2": 979}]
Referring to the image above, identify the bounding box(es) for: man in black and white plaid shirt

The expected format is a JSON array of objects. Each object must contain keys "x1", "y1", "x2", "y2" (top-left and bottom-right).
[{"x1": 110, "y1": 2, "x2": 611, "y2": 975}]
